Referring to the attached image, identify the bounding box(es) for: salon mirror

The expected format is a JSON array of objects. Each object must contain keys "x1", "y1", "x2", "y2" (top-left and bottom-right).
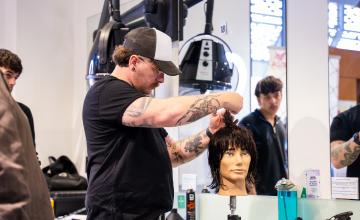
[
  {"x1": 178, "y1": 0, "x2": 288, "y2": 194},
  {"x1": 328, "y1": 0, "x2": 360, "y2": 200}
]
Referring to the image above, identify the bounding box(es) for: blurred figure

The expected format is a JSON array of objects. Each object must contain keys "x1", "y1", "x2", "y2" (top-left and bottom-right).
[
  {"x1": 208, "y1": 110, "x2": 257, "y2": 195},
  {"x1": 239, "y1": 75, "x2": 287, "y2": 196},
  {"x1": 0, "y1": 71, "x2": 53, "y2": 219},
  {"x1": 0, "y1": 48, "x2": 36, "y2": 146}
]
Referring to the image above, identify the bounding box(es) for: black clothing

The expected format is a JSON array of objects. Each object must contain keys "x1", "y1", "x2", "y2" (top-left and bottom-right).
[
  {"x1": 18, "y1": 102, "x2": 36, "y2": 146},
  {"x1": 239, "y1": 109, "x2": 287, "y2": 196},
  {"x1": 83, "y1": 76, "x2": 174, "y2": 220},
  {"x1": 330, "y1": 104, "x2": 360, "y2": 181}
]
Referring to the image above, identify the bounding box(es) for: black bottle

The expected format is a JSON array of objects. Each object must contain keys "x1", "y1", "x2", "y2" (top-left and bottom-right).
[
  {"x1": 166, "y1": 209, "x2": 184, "y2": 220},
  {"x1": 186, "y1": 189, "x2": 196, "y2": 220}
]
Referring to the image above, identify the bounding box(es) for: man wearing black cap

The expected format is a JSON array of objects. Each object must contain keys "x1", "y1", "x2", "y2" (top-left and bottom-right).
[{"x1": 83, "y1": 27, "x2": 243, "y2": 219}]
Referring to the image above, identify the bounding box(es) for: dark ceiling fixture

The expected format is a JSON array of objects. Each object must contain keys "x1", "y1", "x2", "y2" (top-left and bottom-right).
[
  {"x1": 179, "y1": 0, "x2": 235, "y2": 94},
  {"x1": 86, "y1": 0, "x2": 189, "y2": 87}
]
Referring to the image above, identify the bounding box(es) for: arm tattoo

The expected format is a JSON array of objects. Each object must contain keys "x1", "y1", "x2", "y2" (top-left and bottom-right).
[
  {"x1": 170, "y1": 143, "x2": 185, "y2": 164},
  {"x1": 183, "y1": 132, "x2": 207, "y2": 156},
  {"x1": 123, "y1": 97, "x2": 153, "y2": 127},
  {"x1": 331, "y1": 147, "x2": 341, "y2": 161},
  {"x1": 125, "y1": 97, "x2": 152, "y2": 117},
  {"x1": 170, "y1": 131, "x2": 208, "y2": 165},
  {"x1": 176, "y1": 95, "x2": 221, "y2": 125},
  {"x1": 341, "y1": 141, "x2": 360, "y2": 167}
]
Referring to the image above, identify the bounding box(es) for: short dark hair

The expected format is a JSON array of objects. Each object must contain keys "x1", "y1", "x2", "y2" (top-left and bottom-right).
[
  {"x1": 208, "y1": 111, "x2": 257, "y2": 193},
  {"x1": 254, "y1": 75, "x2": 282, "y2": 97},
  {"x1": 112, "y1": 45, "x2": 136, "y2": 67},
  {"x1": 0, "y1": 49, "x2": 23, "y2": 74}
]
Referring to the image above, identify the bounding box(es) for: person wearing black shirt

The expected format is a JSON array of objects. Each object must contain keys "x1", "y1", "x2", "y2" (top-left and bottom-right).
[
  {"x1": 330, "y1": 104, "x2": 360, "y2": 198},
  {"x1": 239, "y1": 76, "x2": 287, "y2": 196},
  {"x1": 82, "y1": 27, "x2": 244, "y2": 220}
]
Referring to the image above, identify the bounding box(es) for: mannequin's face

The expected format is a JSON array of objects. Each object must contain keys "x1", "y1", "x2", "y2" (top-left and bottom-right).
[{"x1": 220, "y1": 146, "x2": 251, "y2": 184}]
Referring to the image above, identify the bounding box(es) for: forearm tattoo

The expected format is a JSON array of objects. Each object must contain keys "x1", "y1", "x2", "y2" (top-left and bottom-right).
[
  {"x1": 176, "y1": 95, "x2": 221, "y2": 125},
  {"x1": 169, "y1": 142, "x2": 185, "y2": 164},
  {"x1": 341, "y1": 141, "x2": 360, "y2": 167},
  {"x1": 332, "y1": 140, "x2": 360, "y2": 167},
  {"x1": 183, "y1": 132, "x2": 207, "y2": 156},
  {"x1": 170, "y1": 131, "x2": 208, "y2": 165}
]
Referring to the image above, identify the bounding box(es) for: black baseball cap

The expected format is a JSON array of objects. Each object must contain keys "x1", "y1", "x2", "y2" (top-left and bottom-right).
[{"x1": 123, "y1": 27, "x2": 181, "y2": 76}]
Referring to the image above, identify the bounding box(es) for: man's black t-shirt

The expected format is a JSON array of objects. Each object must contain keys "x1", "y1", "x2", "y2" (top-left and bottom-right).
[
  {"x1": 330, "y1": 104, "x2": 360, "y2": 179},
  {"x1": 83, "y1": 76, "x2": 173, "y2": 219}
]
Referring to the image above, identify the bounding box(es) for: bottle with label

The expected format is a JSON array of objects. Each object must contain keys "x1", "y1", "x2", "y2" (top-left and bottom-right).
[
  {"x1": 186, "y1": 189, "x2": 196, "y2": 220},
  {"x1": 305, "y1": 169, "x2": 320, "y2": 199}
]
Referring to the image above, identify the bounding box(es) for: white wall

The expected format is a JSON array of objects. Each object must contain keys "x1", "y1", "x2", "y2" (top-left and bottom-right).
[
  {"x1": 287, "y1": 0, "x2": 331, "y2": 198},
  {"x1": 0, "y1": 0, "x2": 17, "y2": 51},
  {"x1": 0, "y1": 0, "x2": 102, "y2": 174},
  {"x1": 1, "y1": 0, "x2": 74, "y2": 167}
]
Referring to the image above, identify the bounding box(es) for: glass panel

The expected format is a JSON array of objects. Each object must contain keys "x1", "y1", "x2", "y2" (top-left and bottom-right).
[{"x1": 249, "y1": 0, "x2": 288, "y2": 196}]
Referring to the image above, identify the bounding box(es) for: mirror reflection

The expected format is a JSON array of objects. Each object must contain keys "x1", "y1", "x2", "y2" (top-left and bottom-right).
[
  {"x1": 328, "y1": 0, "x2": 360, "y2": 200},
  {"x1": 245, "y1": 0, "x2": 288, "y2": 196},
  {"x1": 178, "y1": 0, "x2": 288, "y2": 196}
]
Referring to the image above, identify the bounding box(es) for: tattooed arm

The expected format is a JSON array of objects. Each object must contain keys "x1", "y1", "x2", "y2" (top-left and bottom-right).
[
  {"x1": 166, "y1": 111, "x2": 225, "y2": 167},
  {"x1": 166, "y1": 130, "x2": 208, "y2": 167},
  {"x1": 331, "y1": 132, "x2": 360, "y2": 169},
  {"x1": 122, "y1": 92, "x2": 242, "y2": 127}
]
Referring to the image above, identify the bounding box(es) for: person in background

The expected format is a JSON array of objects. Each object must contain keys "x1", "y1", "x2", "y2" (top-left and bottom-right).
[
  {"x1": 0, "y1": 48, "x2": 36, "y2": 146},
  {"x1": 239, "y1": 75, "x2": 287, "y2": 196},
  {"x1": 208, "y1": 110, "x2": 257, "y2": 196},
  {"x1": 82, "y1": 27, "x2": 243, "y2": 219},
  {"x1": 0, "y1": 71, "x2": 54, "y2": 220},
  {"x1": 330, "y1": 104, "x2": 360, "y2": 199}
]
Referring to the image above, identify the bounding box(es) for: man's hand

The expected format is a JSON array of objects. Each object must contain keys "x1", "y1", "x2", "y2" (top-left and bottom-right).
[{"x1": 208, "y1": 109, "x2": 226, "y2": 134}]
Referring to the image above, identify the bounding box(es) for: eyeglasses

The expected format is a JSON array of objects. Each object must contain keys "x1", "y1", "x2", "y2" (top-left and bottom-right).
[{"x1": 137, "y1": 56, "x2": 163, "y2": 74}]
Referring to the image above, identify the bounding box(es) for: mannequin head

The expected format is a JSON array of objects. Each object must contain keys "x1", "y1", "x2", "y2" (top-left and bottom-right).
[{"x1": 208, "y1": 111, "x2": 257, "y2": 195}]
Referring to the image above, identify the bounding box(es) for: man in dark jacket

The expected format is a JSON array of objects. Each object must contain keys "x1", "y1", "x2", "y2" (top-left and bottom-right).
[{"x1": 239, "y1": 75, "x2": 287, "y2": 195}]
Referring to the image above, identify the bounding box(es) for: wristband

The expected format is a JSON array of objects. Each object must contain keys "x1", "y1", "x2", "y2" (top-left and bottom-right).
[
  {"x1": 206, "y1": 128, "x2": 213, "y2": 139},
  {"x1": 353, "y1": 132, "x2": 360, "y2": 145}
]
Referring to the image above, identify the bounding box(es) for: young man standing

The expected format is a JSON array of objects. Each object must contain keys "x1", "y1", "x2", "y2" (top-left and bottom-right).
[
  {"x1": 239, "y1": 75, "x2": 287, "y2": 196},
  {"x1": 83, "y1": 27, "x2": 243, "y2": 219}
]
